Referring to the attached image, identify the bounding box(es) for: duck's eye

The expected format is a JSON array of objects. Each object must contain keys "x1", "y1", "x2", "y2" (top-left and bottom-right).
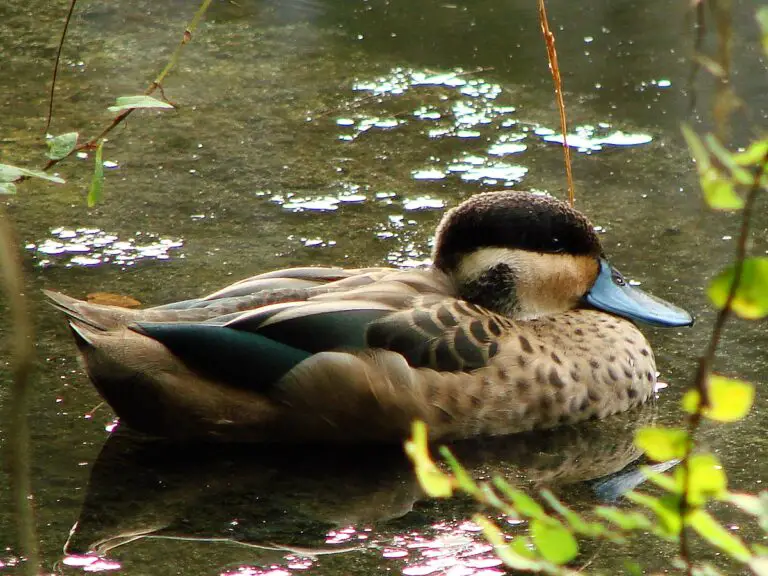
[{"x1": 611, "y1": 270, "x2": 627, "y2": 287}]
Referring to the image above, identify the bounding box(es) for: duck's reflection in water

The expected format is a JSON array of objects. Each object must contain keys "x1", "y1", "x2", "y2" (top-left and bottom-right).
[{"x1": 64, "y1": 404, "x2": 669, "y2": 574}]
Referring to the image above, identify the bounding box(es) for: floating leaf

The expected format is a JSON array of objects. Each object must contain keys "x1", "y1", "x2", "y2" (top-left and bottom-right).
[
  {"x1": 634, "y1": 427, "x2": 689, "y2": 461},
  {"x1": 0, "y1": 163, "x2": 65, "y2": 184},
  {"x1": 404, "y1": 421, "x2": 453, "y2": 498},
  {"x1": 708, "y1": 258, "x2": 768, "y2": 319},
  {"x1": 0, "y1": 181, "x2": 16, "y2": 194},
  {"x1": 682, "y1": 375, "x2": 754, "y2": 422},
  {"x1": 530, "y1": 518, "x2": 578, "y2": 565},
  {"x1": 88, "y1": 140, "x2": 105, "y2": 208},
  {"x1": 107, "y1": 95, "x2": 175, "y2": 113},
  {"x1": 473, "y1": 515, "x2": 545, "y2": 571},
  {"x1": 46, "y1": 131, "x2": 78, "y2": 160},
  {"x1": 686, "y1": 509, "x2": 751, "y2": 562}
]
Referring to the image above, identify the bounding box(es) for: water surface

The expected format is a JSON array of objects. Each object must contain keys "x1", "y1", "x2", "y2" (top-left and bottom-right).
[{"x1": 1, "y1": 0, "x2": 766, "y2": 574}]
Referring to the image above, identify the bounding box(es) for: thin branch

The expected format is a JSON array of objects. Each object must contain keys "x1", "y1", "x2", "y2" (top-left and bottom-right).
[
  {"x1": 687, "y1": 0, "x2": 706, "y2": 114},
  {"x1": 44, "y1": 0, "x2": 78, "y2": 134},
  {"x1": 537, "y1": 0, "x2": 575, "y2": 207},
  {"x1": 677, "y1": 149, "x2": 768, "y2": 575},
  {"x1": 37, "y1": 0, "x2": 214, "y2": 175},
  {"x1": 0, "y1": 206, "x2": 38, "y2": 576}
]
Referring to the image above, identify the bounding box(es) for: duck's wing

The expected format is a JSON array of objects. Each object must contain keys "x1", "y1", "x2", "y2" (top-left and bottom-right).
[{"x1": 131, "y1": 271, "x2": 503, "y2": 389}]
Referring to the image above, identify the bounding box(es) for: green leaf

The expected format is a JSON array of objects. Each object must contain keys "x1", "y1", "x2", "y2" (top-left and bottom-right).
[
  {"x1": 726, "y1": 491, "x2": 768, "y2": 532},
  {"x1": 732, "y1": 138, "x2": 768, "y2": 166},
  {"x1": 642, "y1": 467, "x2": 682, "y2": 493},
  {"x1": 530, "y1": 518, "x2": 578, "y2": 565},
  {"x1": 704, "y1": 134, "x2": 754, "y2": 185},
  {"x1": 757, "y1": 7, "x2": 768, "y2": 57},
  {"x1": 626, "y1": 492, "x2": 682, "y2": 538},
  {"x1": 46, "y1": 131, "x2": 78, "y2": 160},
  {"x1": 473, "y1": 515, "x2": 545, "y2": 571},
  {"x1": 540, "y1": 489, "x2": 603, "y2": 536},
  {"x1": 404, "y1": 421, "x2": 453, "y2": 498},
  {"x1": 0, "y1": 163, "x2": 65, "y2": 184},
  {"x1": 108, "y1": 95, "x2": 175, "y2": 113},
  {"x1": 88, "y1": 140, "x2": 105, "y2": 208},
  {"x1": 681, "y1": 125, "x2": 745, "y2": 210},
  {"x1": 634, "y1": 427, "x2": 689, "y2": 461},
  {"x1": 594, "y1": 506, "x2": 652, "y2": 531},
  {"x1": 682, "y1": 376, "x2": 755, "y2": 422},
  {"x1": 0, "y1": 181, "x2": 17, "y2": 194},
  {"x1": 686, "y1": 509, "x2": 751, "y2": 562},
  {"x1": 701, "y1": 168, "x2": 745, "y2": 210},
  {"x1": 439, "y1": 446, "x2": 479, "y2": 496},
  {"x1": 492, "y1": 478, "x2": 545, "y2": 520},
  {"x1": 708, "y1": 258, "x2": 768, "y2": 319},
  {"x1": 676, "y1": 454, "x2": 727, "y2": 506}
]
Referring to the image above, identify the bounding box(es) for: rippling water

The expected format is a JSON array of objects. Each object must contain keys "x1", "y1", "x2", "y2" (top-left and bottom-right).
[{"x1": 1, "y1": 0, "x2": 766, "y2": 574}]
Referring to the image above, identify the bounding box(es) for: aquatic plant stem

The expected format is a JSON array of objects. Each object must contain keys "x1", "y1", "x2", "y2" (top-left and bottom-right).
[
  {"x1": 0, "y1": 205, "x2": 38, "y2": 576},
  {"x1": 44, "y1": 0, "x2": 78, "y2": 134},
  {"x1": 537, "y1": 0, "x2": 575, "y2": 207},
  {"x1": 39, "y1": 0, "x2": 214, "y2": 173},
  {"x1": 677, "y1": 149, "x2": 768, "y2": 575}
]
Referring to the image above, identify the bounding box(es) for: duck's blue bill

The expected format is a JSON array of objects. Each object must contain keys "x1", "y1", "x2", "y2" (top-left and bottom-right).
[{"x1": 585, "y1": 259, "x2": 694, "y2": 328}]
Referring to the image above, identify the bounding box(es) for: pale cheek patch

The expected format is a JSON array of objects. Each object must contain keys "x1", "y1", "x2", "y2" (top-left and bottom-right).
[{"x1": 456, "y1": 249, "x2": 598, "y2": 319}]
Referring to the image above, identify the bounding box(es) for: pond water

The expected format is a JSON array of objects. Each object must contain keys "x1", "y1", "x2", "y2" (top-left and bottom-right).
[{"x1": 1, "y1": 0, "x2": 766, "y2": 574}]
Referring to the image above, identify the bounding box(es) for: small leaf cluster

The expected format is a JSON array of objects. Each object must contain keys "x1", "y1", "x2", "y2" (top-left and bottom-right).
[{"x1": 0, "y1": 95, "x2": 173, "y2": 202}]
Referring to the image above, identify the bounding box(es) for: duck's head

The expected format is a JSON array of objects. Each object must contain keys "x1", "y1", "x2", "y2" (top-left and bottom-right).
[{"x1": 432, "y1": 191, "x2": 693, "y2": 327}]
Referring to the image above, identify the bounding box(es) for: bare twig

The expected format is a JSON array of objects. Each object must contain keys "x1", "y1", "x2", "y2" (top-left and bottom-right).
[
  {"x1": 677, "y1": 149, "x2": 768, "y2": 575},
  {"x1": 0, "y1": 206, "x2": 38, "y2": 576},
  {"x1": 687, "y1": 0, "x2": 706, "y2": 114},
  {"x1": 45, "y1": 0, "x2": 78, "y2": 134},
  {"x1": 537, "y1": 0, "x2": 575, "y2": 207}
]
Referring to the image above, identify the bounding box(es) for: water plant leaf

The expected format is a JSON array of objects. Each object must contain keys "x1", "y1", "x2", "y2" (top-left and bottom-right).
[
  {"x1": 107, "y1": 95, "x2": 175, "y2": 113},
  {"x1": 0, "y1": 163, "x2": 65, "y2": 184},
  {"x1": 46, "y1": 132, "x2": 78, "y2": 160},
  {"x1": 404, "y1": 421, "x2": 453, "y2": 498},
  {"x1": 88, "y1": 140, "x2": 105, "y2": 208},
  {"x1": 686, "y1": 509, "x2": 751, "y2": 562},
  {"x1": 473, "y1": 515, "x2": 545, "y2": 571},
  {"x1": 634, "y1": 427, "x2": 689, "y2": 461},
  {"x1": 530, "y1": 518, "x2": 578, "y2": 565},
  {"x1": 749, "y1": 556, "x2": 768, "y2": 576},
  {"x1": 0, "y1": 181, "x2": 17, "y2": 194},
  {"x1": 707, "y1": 258, "x2": 768, "y2": 319},
  {"x1": 682, "y1": 375, "x2": 754, "y2": 422}
]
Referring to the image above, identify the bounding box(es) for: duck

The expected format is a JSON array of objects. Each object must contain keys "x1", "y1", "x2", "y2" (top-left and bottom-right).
[{"x1": 46, "y1": 191, "x2": 693, "y2": 443}]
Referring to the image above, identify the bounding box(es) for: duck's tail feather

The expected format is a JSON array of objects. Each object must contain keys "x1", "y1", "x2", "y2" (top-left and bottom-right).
[{"x1": 43, "y1": 290, "x2": 135, "y2": 332}]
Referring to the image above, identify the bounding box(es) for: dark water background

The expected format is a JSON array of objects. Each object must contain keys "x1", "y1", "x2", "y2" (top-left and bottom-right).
[{"x1": 1, "y1": 0, "x2": 766, "y2": 574}]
